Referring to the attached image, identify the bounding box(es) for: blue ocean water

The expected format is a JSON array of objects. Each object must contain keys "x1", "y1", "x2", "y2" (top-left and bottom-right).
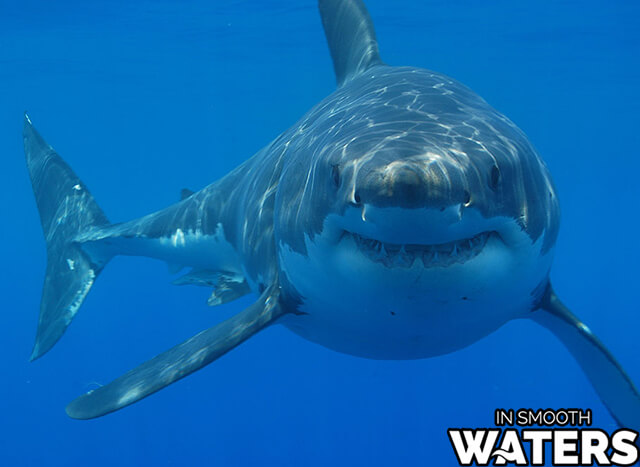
[{"x1": 1, "y1": 0, "x2": 639, "y2": 465}]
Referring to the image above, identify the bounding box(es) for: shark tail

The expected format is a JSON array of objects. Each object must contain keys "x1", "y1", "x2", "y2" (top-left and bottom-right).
[{"x1": 24, "y1": 114, "x2": 113, "y2": 361}]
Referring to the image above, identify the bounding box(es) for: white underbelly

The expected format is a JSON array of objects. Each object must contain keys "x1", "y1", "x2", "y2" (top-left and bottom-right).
[
  {"x1": 108, "y1": 224, "x2": 243, "y2": 274},
  {"x1": 279, "y1": 233, "x2": 553, "y2": 360}
]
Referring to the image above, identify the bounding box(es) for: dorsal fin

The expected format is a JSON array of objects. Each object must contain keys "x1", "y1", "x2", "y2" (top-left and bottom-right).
[
  {"x1": 318, "y1": 0, "x2": 383, "y2": 87},
  {"x1": 180, "y1": 188, "x2": 194, "y2": 200}
]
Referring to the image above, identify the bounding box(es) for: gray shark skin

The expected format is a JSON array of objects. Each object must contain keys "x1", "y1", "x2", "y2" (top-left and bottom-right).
[{"x1": 24, "y1": 0, "x2": 640, "y2": 427}]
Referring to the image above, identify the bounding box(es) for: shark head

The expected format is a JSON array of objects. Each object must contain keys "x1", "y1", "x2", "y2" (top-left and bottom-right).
[{"x1": 275, "y1": 66, "x2": 560, "y2": 358}]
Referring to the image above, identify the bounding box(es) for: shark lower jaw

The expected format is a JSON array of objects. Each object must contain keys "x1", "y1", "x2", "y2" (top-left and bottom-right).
[{"x1": 346, "y1": 230, "x2": 499, "y2": 268}]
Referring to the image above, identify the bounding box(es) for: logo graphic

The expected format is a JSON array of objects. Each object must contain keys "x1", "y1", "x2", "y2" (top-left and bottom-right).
[{"x1": 448, "y1": 409, "x2": 639, "y2": 466}]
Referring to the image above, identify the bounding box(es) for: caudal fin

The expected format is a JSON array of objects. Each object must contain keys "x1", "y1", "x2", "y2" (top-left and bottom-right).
[{"x1": 24, "y1": 114, "x2": 112, "y2": 360}]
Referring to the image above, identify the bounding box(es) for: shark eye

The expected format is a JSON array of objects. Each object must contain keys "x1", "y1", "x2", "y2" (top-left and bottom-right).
[
  {"x1": 331, "y1": 164, "x2": 341, "y2": 187},
  {"x1": 490, "y1": 165, "x2": 501, "y2": 190}
]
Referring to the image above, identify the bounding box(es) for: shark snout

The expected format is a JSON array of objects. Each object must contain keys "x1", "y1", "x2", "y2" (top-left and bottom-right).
[{"x1": 354, "y1": 161, "x2": 468, "y2": 210}]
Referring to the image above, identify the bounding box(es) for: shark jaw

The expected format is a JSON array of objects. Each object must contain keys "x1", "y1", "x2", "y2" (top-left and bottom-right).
[
  {"x1": 348, "y1": 229, "x2": 496, "y2": 269},
  {"x1": 319, "y1": 203, "x2": 518, "y2": 273},
  {"x1": 278, "y1": 205, "x2": 554, "y2": 359}
]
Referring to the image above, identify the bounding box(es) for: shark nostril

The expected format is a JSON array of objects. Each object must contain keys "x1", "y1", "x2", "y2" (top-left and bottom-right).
[
  {"x1": 463, "y1": 190, "x2": 471, "y2": 206},
  {"x1": 331, "y1": 164, "x2": 340, "y2": 188},
  {"x1": 490, "y1": 165, "x2": 501, "y2": 190}
]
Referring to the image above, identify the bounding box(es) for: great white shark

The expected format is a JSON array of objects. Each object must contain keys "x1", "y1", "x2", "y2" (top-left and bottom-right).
[{"x1": 24, "y1": 0, "x2": 640, "y2": 426}]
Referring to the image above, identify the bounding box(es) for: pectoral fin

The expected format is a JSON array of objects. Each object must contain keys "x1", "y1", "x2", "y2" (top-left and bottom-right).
[
  {"x1": 531, "y1": 285, "x2": 640, "y2": 430},
  {"x1": 66, "y1": 285, "x2": 284, "y2": 419}
]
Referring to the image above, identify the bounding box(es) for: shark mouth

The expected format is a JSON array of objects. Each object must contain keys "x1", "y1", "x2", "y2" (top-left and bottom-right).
[{"x1": 349, "y1": 231, "x2": 496, "y2": 268}]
